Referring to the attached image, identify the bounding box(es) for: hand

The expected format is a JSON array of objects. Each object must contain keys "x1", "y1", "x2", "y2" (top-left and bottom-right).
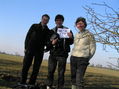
[
  {"x1": 67, "y1": 32, "x2": 72, "y2": 38},
  {"x1": 52, "y1": 38, "x2": 58, "y2": 45}
]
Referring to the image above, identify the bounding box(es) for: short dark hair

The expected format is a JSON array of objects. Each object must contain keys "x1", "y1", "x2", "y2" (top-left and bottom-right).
[
  {"x1": 42, "y1": 14, "x2": 50, "y2": 19},
  {"x1": 55, "y1": 14, "x2": 64, "y2": 22},
  {"x1": 75, "y1": 17, "x2": 87, "y2": 28}
]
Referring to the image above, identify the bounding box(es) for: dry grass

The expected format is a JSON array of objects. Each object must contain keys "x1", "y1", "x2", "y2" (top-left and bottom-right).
[{"x1": 0, "y1": 53, "x2": 119, "y2": 89}]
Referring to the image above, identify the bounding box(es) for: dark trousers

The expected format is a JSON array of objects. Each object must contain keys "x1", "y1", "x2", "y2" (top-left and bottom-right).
[
  {"x1": 21, "y1": 51, "x2": 43, "y2": 85},
  {"x1": 47, "y1": 55, "x2": 67, "y2": 88},
  {"x1": 70, "y1": 56, "x2": 89, "y2": 88}
]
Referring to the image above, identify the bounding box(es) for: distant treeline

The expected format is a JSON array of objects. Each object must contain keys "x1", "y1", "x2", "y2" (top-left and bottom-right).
[
  {"x1": 89, "y1": 64, "x2": 119, "y2": 71},
  {"x1": 0, "y1": 51, "x2": 22, "y2": 57}
]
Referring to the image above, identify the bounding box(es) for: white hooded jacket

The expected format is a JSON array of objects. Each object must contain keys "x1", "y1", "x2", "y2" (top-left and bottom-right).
[{"x1": 71, "y1": 29, "x2": 96, "y2": 59}]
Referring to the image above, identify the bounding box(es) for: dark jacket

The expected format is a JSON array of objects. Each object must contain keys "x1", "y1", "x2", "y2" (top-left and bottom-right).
[
  {"x1": 25, "y1": 23, "x2": 51, "y2": 53},
  {"x1": 50, "y1": 26, "x2": 74, "y2": 57}
]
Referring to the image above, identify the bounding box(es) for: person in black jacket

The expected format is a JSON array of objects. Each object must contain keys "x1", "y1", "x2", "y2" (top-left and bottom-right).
[
  {"x1": 20, "y1": 14, "x2": 51, "y2": 85},
  {"x1": 47, "y1": 14, "x2": 74, "y2": 89}
]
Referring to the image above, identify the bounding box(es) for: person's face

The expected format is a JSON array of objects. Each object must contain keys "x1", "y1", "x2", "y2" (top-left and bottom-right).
[
  {"x1": 41, "y1": 16, "x2": 49, "y2": 25},
  {"x1": 55, "y1": 19, "x2": 63, "y2": 27},
  {"x1": 76, "y1": 21, "x2": 85, "y2": 32}
]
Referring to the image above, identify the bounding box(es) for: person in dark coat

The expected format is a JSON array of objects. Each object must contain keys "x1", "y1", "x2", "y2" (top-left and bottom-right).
[
  {"x1": 46, "y1": 14, "x2": 74, "y2": 89},
  {"x1": 20, "y1": 14, "x2": 52, "y2": 85}
]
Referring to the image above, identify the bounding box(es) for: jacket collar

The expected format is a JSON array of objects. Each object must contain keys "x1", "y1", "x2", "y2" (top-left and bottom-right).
[{"x1": 39, "y1": 22, "x2": 48, "y2": 29}]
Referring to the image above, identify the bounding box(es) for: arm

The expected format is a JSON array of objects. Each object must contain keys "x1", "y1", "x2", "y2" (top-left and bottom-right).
[
  {"x1": 44, "y1": 30, "x2": 55, "y2": 52},
  {"x1": 25, "y1": 24, "x2": 35, "y2": 50},
  {"x1": 66, "y1": 31, "x2": 74, "y2": 45},
  {"x1": 89, "y1": 34, "x2": 96, "y2": 59}
]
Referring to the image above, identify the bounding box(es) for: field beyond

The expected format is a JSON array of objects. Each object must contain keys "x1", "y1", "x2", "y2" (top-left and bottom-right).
[{"x1": 0, "y1": 53, "x2": 119, "y2": 89}]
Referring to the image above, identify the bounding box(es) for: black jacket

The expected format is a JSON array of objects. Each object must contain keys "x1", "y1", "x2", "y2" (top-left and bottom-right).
[
  {"x1": 50, "y1": 26, "x2": 74, "y2": 57},
  {"x1": 25, "y1": 23, "x2": 52, "y2": 52}
]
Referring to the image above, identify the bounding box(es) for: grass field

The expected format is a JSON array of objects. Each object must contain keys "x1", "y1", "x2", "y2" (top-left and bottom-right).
[{"x1": 0, "y1": 53, "x2": 119, "y2": 89}]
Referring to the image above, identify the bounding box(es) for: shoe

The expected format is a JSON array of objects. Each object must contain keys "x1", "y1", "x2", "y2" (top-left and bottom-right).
[
  {"x1": 17, "y1": 82, "x2": 28, "y2": 88},
  {"x1": 18, "y1": 82, "x2": 27, "y2": 86},
  {"x1": 72, "y1": 85, "x2": 77, "y2": 89},
  {"x1": 47, "y1": 86, "x2": 52, "y2": 89},
  {"x1": 28, "y1": 84, "x2": 35, "y2": 87}
]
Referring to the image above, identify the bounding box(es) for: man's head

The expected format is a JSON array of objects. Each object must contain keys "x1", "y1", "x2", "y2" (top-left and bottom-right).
[
  {"x1": 55, "y1": 14, "x2": 64, "y2": 27},
  {"x1": 41, "y1": 14, "x2": 50, "y2": 25}
]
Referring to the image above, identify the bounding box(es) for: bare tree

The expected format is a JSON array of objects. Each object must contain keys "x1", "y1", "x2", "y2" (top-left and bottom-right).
[{"x1": 84, "y1": 2, "x2": 119, "y2": 53}]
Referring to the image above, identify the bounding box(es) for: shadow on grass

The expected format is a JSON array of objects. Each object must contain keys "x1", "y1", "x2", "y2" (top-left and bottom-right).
[
  {"x1": 0, "y1": 58, "x2": 119, "y2": 89},
  {"x1": 0, "y1": 79, "x2": 16, "y2": 89},
  {"x1": 0, "y1": 74, "x2": 119, "y2": 89}
]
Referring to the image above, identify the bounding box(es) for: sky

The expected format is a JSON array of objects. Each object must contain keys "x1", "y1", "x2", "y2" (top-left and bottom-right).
[{"x1": 0, "y1": 0, "x2": 119, "y2": 67}]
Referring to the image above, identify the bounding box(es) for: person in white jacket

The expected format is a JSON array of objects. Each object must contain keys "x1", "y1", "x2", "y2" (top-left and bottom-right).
[{"x1": 70, "y1": 17, "x2": 96, "y2": 89}]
